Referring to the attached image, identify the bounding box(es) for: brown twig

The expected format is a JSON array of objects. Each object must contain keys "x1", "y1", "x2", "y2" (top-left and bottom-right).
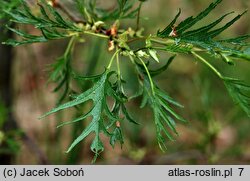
[{"x1": 21, "y1": 133, "x2": 49, "y2": 164}]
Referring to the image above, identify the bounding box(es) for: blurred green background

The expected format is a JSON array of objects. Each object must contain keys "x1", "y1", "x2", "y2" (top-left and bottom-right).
[{"x1": 0, "y1": 0, "x2": 250, "y2": 164}]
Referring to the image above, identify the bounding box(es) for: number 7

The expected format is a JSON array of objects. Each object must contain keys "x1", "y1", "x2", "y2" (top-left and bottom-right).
[{"x1": 238, "y1": 168, "x2": 244, "y2": 176}]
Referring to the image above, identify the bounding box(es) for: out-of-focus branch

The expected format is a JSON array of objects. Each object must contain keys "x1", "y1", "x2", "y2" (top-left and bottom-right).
[
  {"x1": 0, "y1": 18, "x2": 16, "y2": 164},
  {"x1": 50, "y1": 0, "x2": 86, "y2": 24},
  {"x1": 21, "y1": 134, "x2": 49, "y2": 164},
  {"x1": 0, "y1": 18, "x2": 49, "y2": 164}
]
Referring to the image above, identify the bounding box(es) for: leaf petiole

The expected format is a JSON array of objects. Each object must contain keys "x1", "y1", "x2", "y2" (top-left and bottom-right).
[
  {"x1": 192, "y1": 51, "x2": 223, "y2": 79},
  {"x1": 64, "y1": 36, "x2": 76, "y2": 57},
  {"x1": 138, "y1": 57, "x2": 155, "y2": 95},
  {"x1": 107, "y1": 49, "x2": 120, "y2": 69}
]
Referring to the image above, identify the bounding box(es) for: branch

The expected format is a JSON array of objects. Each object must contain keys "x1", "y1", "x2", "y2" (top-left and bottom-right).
[{"x1": 50, "y1": 0, "x2": 86, "y2": 24}]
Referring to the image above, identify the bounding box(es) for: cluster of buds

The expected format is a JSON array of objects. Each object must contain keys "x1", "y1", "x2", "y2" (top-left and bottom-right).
[{"x1": 106, "y1": 23, "x2": 118, "y2": 51}]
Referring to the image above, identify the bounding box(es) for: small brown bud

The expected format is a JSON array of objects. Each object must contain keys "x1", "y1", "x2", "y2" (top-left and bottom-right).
[
  {"x1": 51, "y1": 0, "x2": 59, "y2": 8},
  {"x1": 116, "y1": 121, "x2": 121, "y2": 128},
  {"x1": 110, "y1": 25, "x2": 117, "y2": 37},
  {"x1": 169, "y1": 25, "x2": 178, "y2": 37}
]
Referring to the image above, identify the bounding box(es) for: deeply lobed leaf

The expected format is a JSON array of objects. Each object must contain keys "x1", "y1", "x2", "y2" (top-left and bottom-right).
[
  {"x1": 4, "y1": 0, "x2": 81, "y2": 46},
  {"x1": 40, "y1": 70, "x2": 137, "y2": 161},
  {"x1": 156, "y1": 0, "x2": 249, "y2": 61},
  {"x1": 136, "y1": 60, "x2": 186, "y2": 151},
  {"x1": 224, "y1": 78, "x2": 250, "y2": 117}
]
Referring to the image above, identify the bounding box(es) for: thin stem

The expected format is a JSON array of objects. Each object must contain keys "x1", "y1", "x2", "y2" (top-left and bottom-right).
[
  {"x1": 151, "y1": 37, "x2": 175, "y2": 45},
  {"x1": 128, "y1": 54, "x2": 135, "y2": 64},
  {"x1": 150, "y1": 38, "x2": 205, "y2": 52},
  {"x1": 64, "y1": 36, "x2": 76, "y2": 56},
  {"x1": 116, "y1": 49, "x2": 125, "y2": 94},
  {"x1": 116, "y1": 49, "x2": 121, "y2": 79},
  {"x1": 107, "y1": 49, "x2": 120, "y2": 69},
  {"x1": 192, "y1": 51, "x2": 223, "y2": 79},
  {"x1": 138, "y1": 57, "x2": 155, "y2": 95},
  {"x1": 126, "y1": 37, "x2": 146, "y2": 44},
  {"x1": 83, "y1": 31, "x2": 109, "y2": 39}
]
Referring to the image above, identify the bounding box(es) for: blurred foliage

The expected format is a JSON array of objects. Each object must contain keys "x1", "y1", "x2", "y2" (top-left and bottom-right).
[
  {"x1": 0, "y1": 0, "x2": 20, "y2": 19},
  {"x1": 0, "y1": 100, "x2": 8, "y2": 129},
  {"x1": 0, "y1": 100, "x2": 21, "y2": 156}
]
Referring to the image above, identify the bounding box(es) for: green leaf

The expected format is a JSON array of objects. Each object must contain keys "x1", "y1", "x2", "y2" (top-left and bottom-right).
[
  {"x1": 153, "y1": 89, "x2": 186, "y2": 151},
  {"x1": 40, "y1": 0, "x2": 76, "y2": 29},
  {"x1": 156, "y1": 0, "x2": 249, "y2": 62},
  {"x1": 40, "y1": 71, "x2": 109, "y2": 117},
  {"x1": 181, "y1": 11, "x2": 234, "y2": 39},
  {"x1": 138, "y1": 66, "x2": 186, "y2": 151},
  {"x1": 121, "y1": 104, "x2": 139, "y2": 125},
  {"x1": 157, "y1": 8, "x2": 181, "y2": 38},
  {"x1": 219, "y1": 35, "x2": 250, "y2": 46},
  {"x1": 220, "y1": 53, "x2": 234, "y2": 65},
  {"x1": 107, "y1": 78, "x2": 139, "y2": 125},
  {"x1": 0, "y1": 0, "x2": 20, "y2": 19},
  {"x1": 148, "y1": 49, "x2": 159, "y2": 63},
  {"x1": 3, "y1": 37, "x2": 47, "y2": 46},
  {"x1": 40, "y1": 69, "x2": 137, "y2": 161},
  {"x1": 73, "y1": 70, "x2": 106, "y2": 81},
  {"x1": 110, "y1": 127, "x2": 124, "y2": 148},
  {"x1": 40, "y1": 71, "x2": 110, "y2": 158},
  {"x1": 155, "y1": 88, "x2": 184, "y2": 108},
  {"x1": 76, "y1": 0, "x2": 86, "y2": 19},
  {"x1": 4, "y1": 0, "x2": 81, "y2": 46},
  {"x1": 224, "y1": 78, "x2": 250, "y2": 117},
  {"x1": 207, "y1": 11, "x2": 247, "y2": 39},
  {"x1": 176, "y1": 0, "x2": 222, "y2": 34},
  {"x1": 164, "y1": 43, "x2": 193, "y2": 54},
  {"x1": 89, "y1": 0, "x2": 140, "y2": 21},
  {"x1": 149, "y1": 55, "x2": 175, "y2": 77},
  {"x1": 157, "y1": 0, "x2": 223, "y2": 38},
  {"x1": 229, "y1": 48, "x2": 250, "y2": 61},
  {"x1": 135, "y1": 55, "x2": 175, "y2": 77},
  {"x1": 46, "y1": 37, "x2": 75, "y2": 104}
]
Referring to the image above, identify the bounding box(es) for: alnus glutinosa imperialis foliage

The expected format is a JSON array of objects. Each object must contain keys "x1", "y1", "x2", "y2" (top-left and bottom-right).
[{"x1": 1, "y1": 0, "x2": 250, "y2": 162}]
